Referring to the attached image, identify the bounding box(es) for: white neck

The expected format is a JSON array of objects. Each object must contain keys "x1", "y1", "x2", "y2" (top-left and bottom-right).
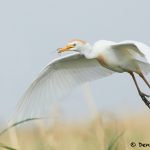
[{"x1": 80, "y1": 43, "x2": 95, "y2": 59}]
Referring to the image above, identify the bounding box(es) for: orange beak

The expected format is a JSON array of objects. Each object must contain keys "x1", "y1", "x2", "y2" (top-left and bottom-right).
[{"x1": 58, "y1": 45, "x2": 74, "y2": 53}]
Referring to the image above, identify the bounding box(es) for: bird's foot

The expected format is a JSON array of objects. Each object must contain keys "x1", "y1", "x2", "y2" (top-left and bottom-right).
[{"x1": 140, "y1": 92, "x2": 150, "y2": 109}]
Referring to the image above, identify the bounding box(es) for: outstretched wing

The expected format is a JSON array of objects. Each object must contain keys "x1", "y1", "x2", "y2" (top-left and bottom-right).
[
  {"x1": 111, "y1": 41, "x2": 150, "y2": 63},
  {"x1": 111, "y1": 41, "x2": 150, "y2": 74},
  {"x1": 14, "y1": 53, "x2": 114, "y2": 120}
]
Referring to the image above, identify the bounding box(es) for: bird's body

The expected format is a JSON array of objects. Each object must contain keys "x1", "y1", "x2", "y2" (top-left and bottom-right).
[
  {"x1": 93, "y1": 40, "x2": 145, "y2": 74},
  {"x1": 92, "y1": 40, "x2": 137, "y2": 73},
  {"x1": 78, "y1": 40, "x2": 149, "y2": 74},
  {"x1": 15, "y1": 39, "x2": 150, "y2": 120}
]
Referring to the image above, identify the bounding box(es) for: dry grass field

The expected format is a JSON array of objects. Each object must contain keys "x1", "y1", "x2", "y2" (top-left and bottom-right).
[
  {"x1": 0, "y1": 85, "x2": 149, "y2": 150},
  {"x1": 0, "y1": 112, "x2": 150, "y2": 150}
]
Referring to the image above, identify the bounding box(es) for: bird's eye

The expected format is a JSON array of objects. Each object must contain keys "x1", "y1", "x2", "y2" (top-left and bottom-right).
[{"x1": 73, "y1": 43, "x2": 76, "y2": 47}]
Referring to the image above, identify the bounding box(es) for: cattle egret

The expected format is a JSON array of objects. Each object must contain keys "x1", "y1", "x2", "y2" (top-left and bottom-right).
[{"x1": 16, "y1": 39, "x2": 150, "y2": 119}]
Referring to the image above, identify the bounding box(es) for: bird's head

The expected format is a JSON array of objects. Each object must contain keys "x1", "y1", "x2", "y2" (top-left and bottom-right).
[{"x1": 58, "y1": 39, "x2": 90, "y2": 54}]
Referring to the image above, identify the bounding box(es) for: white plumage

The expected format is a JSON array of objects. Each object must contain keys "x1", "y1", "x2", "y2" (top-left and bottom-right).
[
  {"x1": 14, "y1": 39, "x2": 150, "y2": 120},
  {"x1": 16, "y1": 53, "x2": 114, "y2": 119}
]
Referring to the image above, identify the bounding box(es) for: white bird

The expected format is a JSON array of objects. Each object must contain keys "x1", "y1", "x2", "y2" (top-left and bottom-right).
[{"x1": 16, "y1": 39, "x2": 150, "y2": 119}]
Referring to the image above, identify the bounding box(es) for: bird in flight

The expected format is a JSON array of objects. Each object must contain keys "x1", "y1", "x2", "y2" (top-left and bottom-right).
[{"x1": 16, "y1": 39, "x2": 150, "y2": 119}]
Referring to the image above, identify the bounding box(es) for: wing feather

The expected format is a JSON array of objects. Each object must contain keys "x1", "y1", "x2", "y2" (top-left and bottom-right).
[
  {"x1": 111, "y1": 41, "x2": 150, "y2": 74},
  {"x1": 111, "y1": 41, "x2": 150, "y2": 63},
  {"x1": 112, "y1": 42, "x2": 144, "y2": 56},
  {"x1": 14, "y1": 53, "x2": 114, "y2": 120}
]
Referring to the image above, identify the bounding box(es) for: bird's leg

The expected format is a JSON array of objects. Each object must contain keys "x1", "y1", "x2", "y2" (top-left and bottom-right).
[
  {"x1": 130, "y1": 72, "x2": 149, "y2": 97},
  {"x1": 129, "y1": 72, "x2": 150, "y2": 109},
  {"x1": 139, "y1": 72, "x2": 150, "y2": 88}
]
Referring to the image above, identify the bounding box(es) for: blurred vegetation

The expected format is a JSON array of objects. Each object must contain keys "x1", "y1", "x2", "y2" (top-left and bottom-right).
[{"x1": 0, "y1": 113, "x2": 150, "y2": 150}]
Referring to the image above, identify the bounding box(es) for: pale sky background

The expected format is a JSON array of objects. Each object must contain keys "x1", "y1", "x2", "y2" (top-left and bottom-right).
[{"x1": 0, "y1": 0, "x2": 150, "y2": 121}]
